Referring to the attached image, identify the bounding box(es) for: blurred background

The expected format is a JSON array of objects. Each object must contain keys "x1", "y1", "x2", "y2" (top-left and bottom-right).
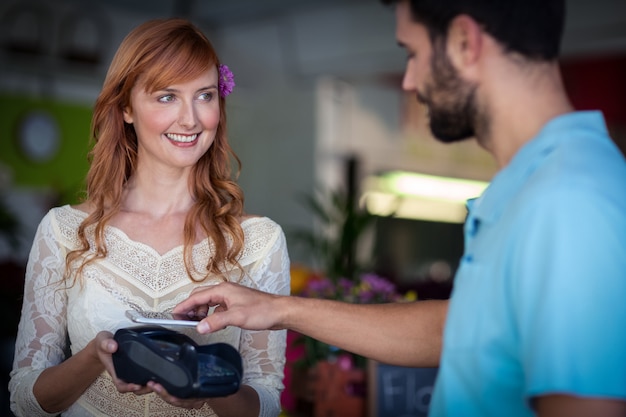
[{"x1": 1, "y1": 0, "x2": 625, "y2": 415}]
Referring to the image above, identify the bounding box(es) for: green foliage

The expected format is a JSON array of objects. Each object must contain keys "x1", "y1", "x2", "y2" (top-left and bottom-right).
[
  {"x1": 288, "y1": 187, "x2": 378, "y2": 282},
  {"x1": 288, "y1": 186, "x2": 389, "y2": 370}
]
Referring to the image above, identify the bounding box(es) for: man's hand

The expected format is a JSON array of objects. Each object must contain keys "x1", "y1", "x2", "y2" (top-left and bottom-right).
[{"x1": 173, "y1": 282, "x2": 285, "y2": 334}]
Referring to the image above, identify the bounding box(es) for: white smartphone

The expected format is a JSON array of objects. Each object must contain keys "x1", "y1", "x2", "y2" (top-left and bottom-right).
[{"x1": 125, "y1": 310, "x2": 204, "y2": 328}]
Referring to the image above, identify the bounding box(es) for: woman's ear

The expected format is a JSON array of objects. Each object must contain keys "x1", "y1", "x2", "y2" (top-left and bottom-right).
[
  {"x1": 446, "y1": 14, "x2": 483, "y2": 73},
  {"x1": 123, "y1": 106, "x2": 133, "y2": 124}
]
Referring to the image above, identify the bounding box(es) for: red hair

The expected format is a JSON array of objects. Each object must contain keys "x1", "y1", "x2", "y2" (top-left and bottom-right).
[{"x1": 66, "y1": 18, "x2": 244, "y2": 283}]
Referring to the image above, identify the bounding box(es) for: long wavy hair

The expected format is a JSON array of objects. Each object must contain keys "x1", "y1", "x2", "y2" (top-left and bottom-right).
[{"x1": 65, "y1": 18, "x2": 245, "y2": 283}]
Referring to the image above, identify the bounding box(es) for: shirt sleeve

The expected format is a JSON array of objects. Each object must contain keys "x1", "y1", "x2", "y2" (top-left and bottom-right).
[
  {"x1": 238, "y1": 223, "x2": 290, "y2": 417},
  {"x1": 512, "y1": 186, "x2": 626, "y2": 401},
  {"x1": 9, "y1": 211, "x2": 70, "y2": 417}
]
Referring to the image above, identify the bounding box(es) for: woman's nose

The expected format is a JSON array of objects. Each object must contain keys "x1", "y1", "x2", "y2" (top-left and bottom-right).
[{"x1": 177, "y1": 101, "x2": 197, "y2": 129}]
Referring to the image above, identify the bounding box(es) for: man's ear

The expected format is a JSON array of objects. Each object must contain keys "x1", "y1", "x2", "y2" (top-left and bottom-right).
[{"x1": 446, "y1": 15, "x2": 483, "y2": 73}]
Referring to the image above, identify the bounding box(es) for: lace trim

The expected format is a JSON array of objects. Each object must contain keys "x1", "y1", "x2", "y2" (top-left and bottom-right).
[
  {"x1": 11, "y1": 206, "x2": 288, "y2": 417},
  {"x1": 52, "y1": 206, "x2": 281, "y2": 296}
]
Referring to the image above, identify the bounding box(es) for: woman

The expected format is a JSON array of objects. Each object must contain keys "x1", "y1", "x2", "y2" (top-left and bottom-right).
[{"x1": 9, "y1": 18, "x2": 290, "y2": 417}]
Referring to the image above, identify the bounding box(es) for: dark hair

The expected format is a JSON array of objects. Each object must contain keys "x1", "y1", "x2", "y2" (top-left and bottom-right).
[{"x1": 382, "y1": 0, "x2": 565, "y2": 60}]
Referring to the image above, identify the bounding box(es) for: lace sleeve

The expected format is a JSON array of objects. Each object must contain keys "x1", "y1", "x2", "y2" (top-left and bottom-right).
[
  {"x1": 240, "y1": 224, "x2": 290, "y2": 417},
  {"x1": 9, "y1": 211, "x2": 69, "y2": 417}
]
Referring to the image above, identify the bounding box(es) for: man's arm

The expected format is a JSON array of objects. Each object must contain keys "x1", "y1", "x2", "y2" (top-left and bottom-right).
[
  {"x1": 174, "y1": 282, "x2": 448, "y2": 367},
  {"x1": 535, "y1": 395, "x2": 626, "y2": 417}
]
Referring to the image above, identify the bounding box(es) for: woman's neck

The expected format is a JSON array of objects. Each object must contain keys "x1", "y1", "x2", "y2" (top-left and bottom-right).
[{"x1": 122, "y1": 169, "x2": 195, "y2": 217}]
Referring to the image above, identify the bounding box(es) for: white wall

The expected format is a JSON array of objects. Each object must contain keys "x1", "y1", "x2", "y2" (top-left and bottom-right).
[{"x1": 1, "y1": 0, "x2": 625, "y2": 263}]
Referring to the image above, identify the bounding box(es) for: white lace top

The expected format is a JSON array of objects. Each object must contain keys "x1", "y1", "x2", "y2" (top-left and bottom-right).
[{"x1": 9, "y1": 205, "x2": 290, "y2": 417}]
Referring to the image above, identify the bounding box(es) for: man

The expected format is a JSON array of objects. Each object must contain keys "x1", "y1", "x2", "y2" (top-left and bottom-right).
[{"x1": 173, "y1": 1, "x2": 626, "y2": 415}]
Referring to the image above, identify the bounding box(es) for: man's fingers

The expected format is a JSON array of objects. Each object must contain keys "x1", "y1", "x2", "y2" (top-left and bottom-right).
[
  {"x1": 174, "y1": 284, "x2": 229, "y2": 314},
  {"x1": 196, "y1": 311, "x2": 232, "y2": 334}
]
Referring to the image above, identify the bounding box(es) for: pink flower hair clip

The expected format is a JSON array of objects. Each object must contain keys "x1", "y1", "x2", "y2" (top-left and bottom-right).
[{"x1": 218, "y1": 64, "x2": 235, "y2": 98}]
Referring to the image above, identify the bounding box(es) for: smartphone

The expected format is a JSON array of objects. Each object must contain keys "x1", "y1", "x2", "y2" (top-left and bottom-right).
[{"x1": 126, "y1": 310, "x2": 204, "y2": 328}]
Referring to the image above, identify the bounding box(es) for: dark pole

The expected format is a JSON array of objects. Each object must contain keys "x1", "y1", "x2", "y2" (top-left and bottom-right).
[{"x1": 344, "y1": 155, "x2": 358, "y2": 279}]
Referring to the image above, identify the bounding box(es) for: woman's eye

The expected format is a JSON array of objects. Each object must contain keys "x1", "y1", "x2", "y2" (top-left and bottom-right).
[
  {"x1": 158, "y1": 94, "x2": 175, "y2": 103},
  {"x1": 198, "y1": 92, "x2": 214, "y2": 101}
]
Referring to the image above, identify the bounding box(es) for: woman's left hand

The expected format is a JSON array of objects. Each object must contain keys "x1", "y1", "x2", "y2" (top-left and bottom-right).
[{"x1": 95, "y1": 331, "x2": 152, "y2": 395}]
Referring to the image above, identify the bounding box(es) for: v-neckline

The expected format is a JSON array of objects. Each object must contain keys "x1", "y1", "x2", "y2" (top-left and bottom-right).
[{"x1": 65, "y1": 205, "x2": 260, "y2": 258}]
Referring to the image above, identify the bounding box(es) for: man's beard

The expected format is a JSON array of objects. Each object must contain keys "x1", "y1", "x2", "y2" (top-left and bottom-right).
[{"x1": 418, "y1": 43, "x2": 480, "y2": 144}]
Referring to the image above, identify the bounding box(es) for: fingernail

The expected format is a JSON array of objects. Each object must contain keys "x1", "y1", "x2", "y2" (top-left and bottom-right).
[{"x1": 197, "y1": 322, "x2": 210, "y2": 333}]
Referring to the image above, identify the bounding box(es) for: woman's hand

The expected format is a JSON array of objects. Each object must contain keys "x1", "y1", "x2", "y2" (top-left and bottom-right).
[{"x1": 94, "y1": 331, "x2": 152, "y2": 395}]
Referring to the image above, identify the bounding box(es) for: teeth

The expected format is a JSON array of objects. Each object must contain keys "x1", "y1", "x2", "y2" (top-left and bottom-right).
[{"x1": 166, "y1": 133, "x2": 198, "y2": 143}]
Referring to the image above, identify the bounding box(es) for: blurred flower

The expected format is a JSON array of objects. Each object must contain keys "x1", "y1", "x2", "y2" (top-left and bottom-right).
[
  {"x1": 404, "y1": 289, "x2": 418, "y2": 302},
  {"x1": 218, "y1": 64, "x2": 235, "y2": 97},
  {"x1": 301, "y1": 272, "x2": 403, "y2": 304},
  {"x1": 294, "y1": 270, "x2": 413, "y2": 370},
  {"x1": 290, "y1": 264, "x2": 315, "y2": 295}
]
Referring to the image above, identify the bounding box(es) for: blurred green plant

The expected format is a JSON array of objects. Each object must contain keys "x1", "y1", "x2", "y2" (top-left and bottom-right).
[
  {"x1": 287, "y1": 187, "x2": 405, "y2": 370},
  {"x1": 289, "y1": 187, "x2": 378, "y2": 282}
]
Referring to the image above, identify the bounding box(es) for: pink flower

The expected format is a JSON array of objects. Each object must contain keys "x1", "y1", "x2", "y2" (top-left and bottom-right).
[{"x1": 218, "y1": 64, "x2": 235, "y2": 97}]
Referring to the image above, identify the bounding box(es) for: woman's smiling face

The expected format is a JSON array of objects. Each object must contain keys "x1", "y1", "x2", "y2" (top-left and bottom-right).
[{"x1": 123, "y1": 66, "x2": 220, "y2": 171}]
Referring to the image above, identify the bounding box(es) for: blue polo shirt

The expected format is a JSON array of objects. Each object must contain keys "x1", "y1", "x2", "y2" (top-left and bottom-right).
[{"x1": 429, "y1": 111, "x2": 626, "y2": 417}]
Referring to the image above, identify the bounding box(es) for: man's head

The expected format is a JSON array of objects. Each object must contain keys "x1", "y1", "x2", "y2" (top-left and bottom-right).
[
  {"x1": 385, "y1": 0, "x2": 565, "y2": 144},
  {"x1": 383, "y1": 0, "x2": 565, "y2": 61}
]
